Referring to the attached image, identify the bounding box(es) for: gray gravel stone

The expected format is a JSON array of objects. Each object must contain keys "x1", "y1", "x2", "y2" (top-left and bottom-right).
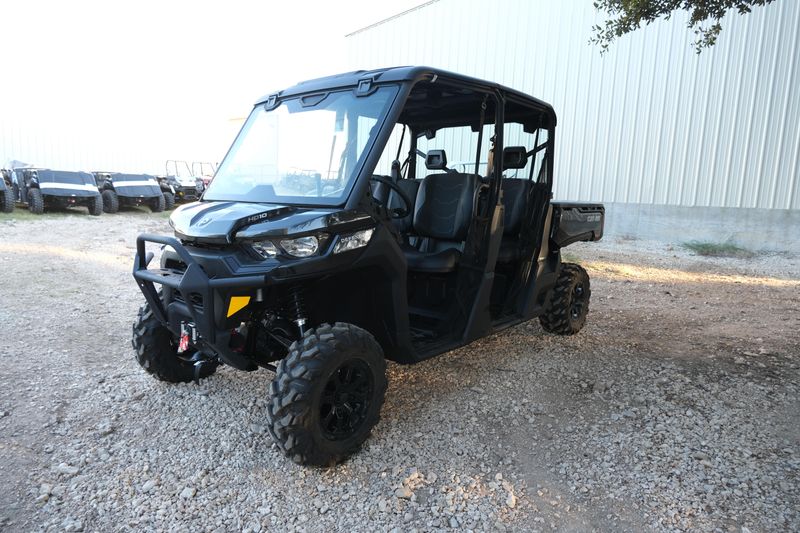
[
  {"x1": 54, "y1": 463, "x2": 79, "y2": 476},
  {"x1": 1, "y1": 218, "x2": 797, "y2": 533},
  {"x1": 395, "y1": 486, "x2": 413, "y2": 499}
]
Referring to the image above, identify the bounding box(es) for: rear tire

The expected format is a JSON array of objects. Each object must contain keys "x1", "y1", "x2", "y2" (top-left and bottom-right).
[
  {"x1": 102, "y1": 190, "x2": 119, "y2": 213},
  {"x1": 131, "y1": 301, "x2": 217, "y2": 383},
  {"x1": 1, "y1": 189, "x2": 13, "y2": 213},
  {"x1": 539, "y1": 263, "x2": 591, "y2": 335},
  {"x1": 27, "y1": 188, "x2": 44, "y2": 214},
  {"x1": 151, "y1": 193, "x2": 165, "y2": 213},
  {"x1": 266, "y1": 323, "x2": 387, "y2": 467},
  {"x1": 88, "y1": 194, "x2": 103, "y2": 216},
  {"x1": 162, "y1": 191, "x2": 175, "y2": 210}
]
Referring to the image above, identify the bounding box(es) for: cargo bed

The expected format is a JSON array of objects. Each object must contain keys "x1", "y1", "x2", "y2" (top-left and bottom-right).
[{"x1": 550, "y1": 202, "x2": 604, "y2": 248}]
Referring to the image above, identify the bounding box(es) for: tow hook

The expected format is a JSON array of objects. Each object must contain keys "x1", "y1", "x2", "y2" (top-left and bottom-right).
[
  {"x1": 189, "y1": 351, "x2": 219, "y2": 385},
  {"x1": 178, "y1": 321, "x2": 198, "y2": 354}
]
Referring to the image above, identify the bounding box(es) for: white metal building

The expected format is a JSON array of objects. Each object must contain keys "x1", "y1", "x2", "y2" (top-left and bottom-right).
[{"x1": 346, "y1": 0, "x2": 800, "y2": 250}]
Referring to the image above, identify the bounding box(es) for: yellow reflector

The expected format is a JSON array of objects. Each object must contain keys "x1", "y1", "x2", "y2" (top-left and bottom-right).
[{"x1": 227, "y1": 296, "x2": 251, "y2": 317}]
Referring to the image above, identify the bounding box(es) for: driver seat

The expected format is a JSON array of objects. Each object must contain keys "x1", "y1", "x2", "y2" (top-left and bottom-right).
[{"x1": 404, "y1": 151, "x2": 478, "y2": 273}]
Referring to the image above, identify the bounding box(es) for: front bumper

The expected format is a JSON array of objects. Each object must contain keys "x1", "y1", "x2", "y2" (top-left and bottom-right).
[
  {"x1": 45, "y1": 193, "x2": 100, "y2": 207},
  {"x1": 119, "y1": 194, "x2": 161, "y2": 206},
  {"x1": 173, "y1": 186, "x2": 200, "y2": 201},
  {"x1": 133, "y1": 233, "x2": 265, "y2": 370}
]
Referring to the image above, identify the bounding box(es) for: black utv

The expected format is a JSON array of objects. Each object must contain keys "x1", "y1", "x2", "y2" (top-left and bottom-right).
[
  {"x1": 94, "y1": 172, "x2": 167, "y2": 213},
  {"x1": 16, "y1": 168, "x2": 103, "y2": 216},
  {"x1": 132, "y1": 67, "x2": 604, "y2": 466},
  {"x1": 0, "y1": 169, "x2": 14, "y2": 213}
]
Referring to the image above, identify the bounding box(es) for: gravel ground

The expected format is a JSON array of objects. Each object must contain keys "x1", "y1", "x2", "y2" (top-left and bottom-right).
[{"x1": 0, "y1": 209, "x2": 798, "y2": 532}]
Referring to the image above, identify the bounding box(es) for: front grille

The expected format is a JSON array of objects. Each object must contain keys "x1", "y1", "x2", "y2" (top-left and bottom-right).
[{"x1": 173, "y1": 289, "x2": 204, "y2": 311}]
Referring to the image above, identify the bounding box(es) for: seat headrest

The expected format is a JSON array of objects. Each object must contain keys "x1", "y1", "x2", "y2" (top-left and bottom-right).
[
  {"x1": 503, "y1": 146, "x2": 528, "y2": 170},
  {"x1": 413, "y1": 173, "x2": 477, "y2": 241},
  {"x1": 425, "y1": 150, "x2": 448, "y2": 170}
]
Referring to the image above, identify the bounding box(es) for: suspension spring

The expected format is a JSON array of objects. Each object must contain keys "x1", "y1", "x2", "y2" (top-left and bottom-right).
[{"x1": 289, "y1": 286, "x2": 307, "y2": 336}]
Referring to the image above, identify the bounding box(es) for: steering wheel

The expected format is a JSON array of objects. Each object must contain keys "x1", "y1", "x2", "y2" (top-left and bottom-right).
[{"x1": 369, "y1": 176, "x2": 412, "y2": 219}]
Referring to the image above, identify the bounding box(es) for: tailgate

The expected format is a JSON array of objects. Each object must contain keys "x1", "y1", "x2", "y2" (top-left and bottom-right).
[{"x1": 550, "y1": 202, "x2": 604, "y2": 247}]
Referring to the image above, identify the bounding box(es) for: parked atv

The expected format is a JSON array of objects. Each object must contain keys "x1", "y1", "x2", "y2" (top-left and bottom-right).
[
  {"x1": 0, "y1": 169, "x2": 14, "y2": 213},
  {"x1": 155, "y1": 174, "x2": 201, "y2": 204},
  {"x1": 94, "y1": 172, "x2": 167, "y2": 213},
  {"x1": 191, "y1": 161, "x2": 217, "y2": 190},
  {"x1": 131, "y1": 67, "x2": 604, "y2": 466},
  {"x1": 16, "y1": 168, "x2": 102, "y2": 216},
  {"x1": 157, "y1": 160, "x2": 203, "y2": 203}
]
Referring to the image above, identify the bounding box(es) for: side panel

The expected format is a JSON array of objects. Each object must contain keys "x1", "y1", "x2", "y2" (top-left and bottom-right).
[{"x1": 520, "y1": 204, "x2": 559, "y2": 319}]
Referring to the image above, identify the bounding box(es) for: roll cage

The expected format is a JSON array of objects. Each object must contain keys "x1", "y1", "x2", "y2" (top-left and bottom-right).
[{"x1": 255, "y1": 67, "x2": 556, "y2": 211}]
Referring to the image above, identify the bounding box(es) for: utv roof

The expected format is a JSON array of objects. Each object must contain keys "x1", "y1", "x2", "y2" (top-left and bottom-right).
[
  {"x1": 34, "y1": 169, "x2": 92, "y2": 176},
  {"x1": 93, "y1": 171, "x2": 156, "y2": 178},
  {"x1": 256, "y1": 66, "x2": 557, "y2": 128}
]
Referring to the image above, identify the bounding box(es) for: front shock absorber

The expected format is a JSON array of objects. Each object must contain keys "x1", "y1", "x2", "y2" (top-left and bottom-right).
[{"x1": 288, "y1": 286, "x2": 307, "y2": 336}]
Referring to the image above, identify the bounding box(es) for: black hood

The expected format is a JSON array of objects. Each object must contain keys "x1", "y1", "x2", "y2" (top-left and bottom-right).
[
  {"x1": 170, "y1": 201, "x2": 374, "y2": 244},
  {"x1": 36, "y1": 170, "x2": 100, "y2": 198}
]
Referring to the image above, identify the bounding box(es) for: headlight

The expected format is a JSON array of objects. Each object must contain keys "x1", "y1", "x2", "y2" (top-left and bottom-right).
[
  {"x1": 333, "y1": 228, "x2": 374, "y2": 254},
  {"x1": 252, "y1": 240, "x2": 279, "y2": 258},
  {"x1": 280, "y1": 235, "x2": 319, "y2": 257}
]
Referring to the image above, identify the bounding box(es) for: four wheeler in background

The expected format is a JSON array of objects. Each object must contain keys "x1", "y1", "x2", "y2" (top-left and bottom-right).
[
  {"x1": 156, "y1": 173, "x2": 198, "y2": 204},
  {"x1": 0, "y1": 169, "x2": 15, "y2": 213},
  {"x1": 191, "y1": 161, "x2": 217, "y2": 190},
  {"x1": 158, "y1": 160, "x2": 203, "y2": 203},
  {"x1": 94, "y1": 172, "x2": 168, "y2": 213},
  {"x1": 130, "y1": 66, "x2": 604, "y2": 467},
  {"x1": 15, "y1": 168, "x2": 102, "y2": 216}
]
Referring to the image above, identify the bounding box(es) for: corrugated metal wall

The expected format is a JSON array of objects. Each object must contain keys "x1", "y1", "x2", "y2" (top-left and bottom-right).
[{"x1": 346, "y1": 0, "x2": 800, "y2": 210}]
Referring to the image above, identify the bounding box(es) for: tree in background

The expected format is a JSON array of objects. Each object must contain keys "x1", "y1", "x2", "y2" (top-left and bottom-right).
[{"x1": 592, "y1": 0, "x2": 777, "y2": 53}]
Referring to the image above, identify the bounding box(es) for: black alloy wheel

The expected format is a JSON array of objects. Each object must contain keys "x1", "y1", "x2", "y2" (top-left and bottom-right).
[
  {"x1": 319, "y1": 359, "x2": 375, "y2": 441},
  {"x1": 539, "y1": 262, "x2": 591, "y2": 335},
  {"x1": 267, "y1": 322, "x2": 387, "y2": 466}
]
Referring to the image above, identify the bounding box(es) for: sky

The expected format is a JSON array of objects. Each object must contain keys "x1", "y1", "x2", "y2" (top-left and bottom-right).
[{"x1": 0, "y1": 0, "x2": 426, "y2": 173}]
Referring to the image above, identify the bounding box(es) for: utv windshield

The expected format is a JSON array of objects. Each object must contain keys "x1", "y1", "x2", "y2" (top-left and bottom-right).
[{"x1": 204, "y1": 86, "x2": 398, "y2": 206}]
